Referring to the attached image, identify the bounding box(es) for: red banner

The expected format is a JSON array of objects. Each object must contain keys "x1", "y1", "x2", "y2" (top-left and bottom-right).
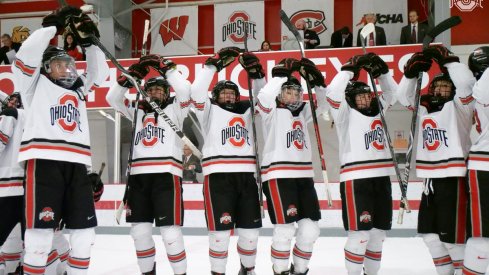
[{"x1": 0, "y1": 44, "x2": 439, "y2": 109}]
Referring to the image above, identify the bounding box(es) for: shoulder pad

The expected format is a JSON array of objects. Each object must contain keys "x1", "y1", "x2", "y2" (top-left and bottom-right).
[{"x1": 0, "y1": 107, "x2": 18, "y2": 119}]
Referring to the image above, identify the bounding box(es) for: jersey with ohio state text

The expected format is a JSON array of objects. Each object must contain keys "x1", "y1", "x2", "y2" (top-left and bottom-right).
[
  {"x1": 468, "y1": 68, "x2": 489, "y2": 171},
  {"x1": 12, "y1": 26, "x2": 109, "y2": 167}
]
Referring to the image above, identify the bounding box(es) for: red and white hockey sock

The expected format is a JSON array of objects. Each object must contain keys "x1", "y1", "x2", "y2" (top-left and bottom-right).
[
  {"x1": 271, "y1": 224, "x2": 295, "y2": 273},
  {"x1": 363, "y1": 228, "x2": 386, "y2": 275},
  {"x1": 293, "y1": 219, "x2": 320, "y2": 273},
  {"x1": 237, "y1": 228, "x2": 259, "y2": 269},
  {"x1": 53, "y1": 230, "x2": 70, "y2": 275},
  {"x1": 209, "y1": 230, "x2": 231, "y2": 274},
  {"x1": 444, "y1": 243, "x2": 465, "y2": 275},
  {"x1": 67, "y1": 228, "x2": 95, "y2": 275},
  {"x1": 44, "y1": 249, "x2": 60, "y2": 275},
  {"x1": 344, "y1": 231, "x2": 369, "y2": 275},
  {"x1": 422, "y1": 234, "x2": 454, "y2": 275},
  {"x1": 23, "y1": 228, "x2": 53, "y2": 275},
  {"x1": 463, "y1": 237, "x2": 489, "y2": 275},
  {"x1": 1, "y1": 223, "x2": 23, "y2": 273},
  {"x1": 131, "y1": 223, "x2": 156, "y2": 273},
  {"x1": 160, "y1": 226, "x2": 187, "y2": 275}
]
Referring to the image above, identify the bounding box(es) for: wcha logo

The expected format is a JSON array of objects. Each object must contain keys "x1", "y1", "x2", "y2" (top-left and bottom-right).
[
  {"x1": 290, "y1": 10, "x2": 327, "y2": 34},
  {"x1": 221, "y1": 117, "x2": 250, "y2": 147},
  {"x1": 159, "y1": 16, "x2": 189, "y2": 46},
  {"x1": 286, "y1": 120, "x2": 307, "y2": 150},
  {"x1": 134, "y1": 117, "x2": 165, "y2": 147},
  {"x1": 364, "y1": 119, "x2": 385, "y2": 150},
  {"x1": 450, "y1": 0, "x2": 483, "y2": 12},
  {"x1": 222, "y1": 11, "x2": 257, "y2": 43},
  {"x1": 50, "y1": 94, "x2": 82, "y2": 133},
  {"x1": 356, "y1": 13, "x2": 403, "y2": 26},
  {"x1": 422, "y1": 118, "x2": 449, "y2": 151}
]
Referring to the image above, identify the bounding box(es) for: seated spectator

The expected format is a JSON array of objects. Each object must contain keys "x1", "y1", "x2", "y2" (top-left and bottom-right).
[
  {"x1": 400, "y1": 10, "x2": 428, "y2": 44},
  {"x1": 331, "y1": 26, "x2": 353, "y2": 48},
  {"x1": 182, "y1": 144, "x2": 202, "y2": 183},
  {"x1": 0, "y1": 34, "x2": 21, "y2": 65},
  {"x1": 356, "y1": 13, "x2": 386, "y2": 46},
  {"x1": 295, "y1": 19, "x2": 320, "y2": 49},
  {"x1": 260, "y1": 40, "x2": 272, "y2": 51},
  {"x1": 64, "y1": 33, "x2": 84, "y2": 61}
]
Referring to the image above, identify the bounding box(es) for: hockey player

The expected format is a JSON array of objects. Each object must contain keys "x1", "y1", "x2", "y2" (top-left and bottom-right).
[
  {"x1": 191, "y1": 47, "x2": 261, "y2": 275},
  {"x1": 325, "y1": 53, "x2": 398, "y2": 275},
  {"x1": 398, "y1": 45, "x2": 475, "y2": 275},
  {"x1": 463, "y1": 46, "x2": 489, "y2": 275},
  {"x1": 248, "y1": 55, "x2": 324, "y2": 275},
  {"x1": 11, "y1": 6, "x2": 109, "y2": 275},
  {"x1": 106, "y1": 54, "x2": 190, "y2": 275}
]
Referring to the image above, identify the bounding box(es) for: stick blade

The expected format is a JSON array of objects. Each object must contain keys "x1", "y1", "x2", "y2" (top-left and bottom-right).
[
  {"x1": 280, "y1": 10, "x2": 301, "y2": 41},
  {"x1": 360, "y1": 23, "x2": 375, "y2": 40},
  {"x1": 423, "y1": 16, "x2": 462, "y2": 48}
]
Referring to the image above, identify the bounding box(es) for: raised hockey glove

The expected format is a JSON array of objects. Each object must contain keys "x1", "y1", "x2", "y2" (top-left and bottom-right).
[
  {"x1": 139, "y1": 54, "x2": 176, "y2": 76},
  {"x1": 299, "y1": 58, "x2": 326, "y2": 87},
  {"x1": 341, "y1": 54, "x2": 370, "y2": 80},
  {"x1": 88, "y1": 172, "x2": 104, "y2": 203},
  {"x1": 205, "y1": 47, "x2": 241, "y2": 72},
  {"x1": 363, "y1": 53, "x2": 389, "y2": 78},
  {"x1": 117, "y1": 63, "x2": 149, "y2": 88},
  {"x1": 56, "y1": 5, "x2": 83, "y2": 24},
  {"x1": 404, "y1": 52, "x2": 432, "y2": 79},
  {"x1": 42, "y1": 13, "x2": 64, "y2": 35},
  {"x1": 423, "y1": 45, "x2": 460, "y2": 69},
  {"x1": 238, "y1": 52, "x2": 265, "y2": 79},
  {"x1": 271, "y1": 58, "x2": 301, "y2": 78},
  {"x1": 69, "y1": 13, "x2": 100, "y2": 47}
]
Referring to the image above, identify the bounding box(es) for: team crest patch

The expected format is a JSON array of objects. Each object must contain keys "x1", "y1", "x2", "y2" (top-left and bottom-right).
[
  {"x1": 359, "y1": 211, "x2": 371, "y2": 224},
  {"x1": 286, "y1": 204, "x2": 298, "y2": 217},
  {"x1": 50, "y1": 93, "x2": 82, "y2": 133},
  {"x1": 39, "y1": 207, "x2": 55, "y2": 222},
  {"x1": 220, "y1": 212, "x2": 232, "y2": 224},
  {"x1": 221, "y1": 117, "x2": 250, "y2": 147},
  {"x1": 422, "y1": 118, "x2": 448, "y2": 151}
]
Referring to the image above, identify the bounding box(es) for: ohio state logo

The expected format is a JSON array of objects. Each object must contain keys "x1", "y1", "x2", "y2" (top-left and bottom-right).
[
  {"x1": 221, "y1": 117, "x2": 250, "y2": 147},
  {"x1": 290, "y1": 10, "x2": 327, "y2": 34},
  {"x1": 286, "y1": 120, "x2": 307, "y2": 150},
  {"x1": 222, "y1": 11, "x2": 257, "y2": 43},
  {"x1": 50, "y1": 94, "x2": 81, "y2": 133},
  {"x1": 39, "y1": 207, "x2": 55, "y2": 222},
  {"x1": 134, "y1": 117, "x2": 165, "y2": 147},
  {"x1": 422, "y1": 118, "x2": 448, "y2": 151},
  {"x1": 286, "y1": 204, "x2": 298, "y2": 217},
  {"x1": 360, "y1": 211, "x2": 371, "y2": 223},
  {"x1": 220, "y1": 212, "x2": 232, "y2": 224},
  {"x1": 364, "y1": 119, "x2": 385, "y2": 150}
]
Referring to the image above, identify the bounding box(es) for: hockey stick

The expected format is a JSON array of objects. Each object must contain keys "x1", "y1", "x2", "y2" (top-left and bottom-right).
[
  {"x1": 280, "y1": 10, "x2": 333, "y2": 207},
  {"x1": 399, "y1": 15, "x2": 462, "y2": 223},
  {"x1": 359, "y1": 23, "x2": 410, "y2": 223},
  {"x1": 243, "y1": 27, "x2": 264, "y2": 218}
]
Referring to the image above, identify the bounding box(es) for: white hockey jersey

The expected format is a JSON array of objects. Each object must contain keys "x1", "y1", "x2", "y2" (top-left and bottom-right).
[
  {"x1": 468, "y1": 68, "x2": 489, "y2": 171},
  {"x1": 191, "y1": 66, "x2": 256, "y2": 176},
  {"x1": 324, "y1": 71, "x2": 398, "y2": 182},
  {"x1": 106, "y1": 69, "x2": 191, "y2": 176},
  {"x1": 0, "y1": 108, "x2": 25, "y2": 197},
  {"x1": 397, "y1": 62, "x2": 475, "y2": 178},
  {"x1": 12, "y1": 27, "x2": 109, "y2": 167}
]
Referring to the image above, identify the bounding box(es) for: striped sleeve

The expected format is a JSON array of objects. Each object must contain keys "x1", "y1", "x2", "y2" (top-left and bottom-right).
[{"x1": 0, "y1": 114, "x2": 17, "y2": 153}]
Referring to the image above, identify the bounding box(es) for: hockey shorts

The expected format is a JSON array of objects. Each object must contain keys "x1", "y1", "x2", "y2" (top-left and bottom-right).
[{"x1": 0, "y1": 195, "x2": 22, "y2": 245}]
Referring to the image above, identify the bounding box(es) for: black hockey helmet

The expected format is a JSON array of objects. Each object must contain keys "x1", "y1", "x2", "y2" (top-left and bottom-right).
[
  {"x1": 1, "y1": 92, "x2": 22, "y2": 109},
  {"x1": 278, "y1": 76, "x2": 303, "y2": 111},
  {"x1": 468, "y1": 46, "x2": 489, "y2": 80},
  {"x1": 345, "y1": 81, "x2": 379, "y2": 116},
  {"x1": 421, "y1": 73, "x2": 456, "y2": 113},
  {"x1": 42, "y1": 45, "x2": 78, "y2": 89},
  {"x1": 212, "y1": 80, "x2": 240, "y2": 110}
]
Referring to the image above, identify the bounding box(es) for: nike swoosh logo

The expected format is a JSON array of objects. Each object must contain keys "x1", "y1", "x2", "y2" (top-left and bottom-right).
[
  {"x1": 254, "y1": 219, "x2": 260, "y2": 222},
  {"x1": 159, "y1": 216, "x2": 167, "y2": 220},
  {"x1": 360, "y1": 240, "x2": 368, "y2": 243},
  {"x1": 87, "y1": 215, "x2": 95, "y2": 220},
  {"x1": 478, "y1": 256, "x2": 487, "y2": 259}
]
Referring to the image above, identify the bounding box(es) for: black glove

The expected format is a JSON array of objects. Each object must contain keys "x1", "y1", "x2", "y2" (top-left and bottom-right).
[
  {"x1": 271, "y1": 58, "x2": 301, "y2": 78},
  {"x1": 56, "y1": 6, "x2": 83, "y2": 24},
  {"x1": 70, "y1": 14, "x2": 100, "y2": 47},
  {"x1": 238, "y1": 52, "x2": 265, "y2": 79},
  {"x1": 117, "y1": 63, "x2": 149, "y2": 88},
  {"x1": 88, "y1": 172, "x2": 104, "y2": 203},
  {"x1": 299, "y1": 58, "x2": 325, "y2": 87},
  {"x1": 423, "y1": 45, "x2": 460, "y2": 69},
  {"x1": 341, "y1": 54, "x2": 370, "y2": 80},
  {"x1": 364, "y1": 53, "x2": 389, "y2": 78},
  {"x1": 139, "y1": 54, "x2": 176, "y2": 76},
  {"x1": 205, "y1": 47, "x2": 241, "y2": 72},
  {"x1": 42, "y1": 13, "x2": 64, "y2": 34},
  {"x1": 404, "y1": 52, "x2": 432, "y2": 79}
]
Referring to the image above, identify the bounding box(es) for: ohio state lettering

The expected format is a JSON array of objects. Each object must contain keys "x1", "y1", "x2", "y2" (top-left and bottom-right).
[
  {"x1": 422, "y1": 118, "x2": 448, "y2": 151},
  {"x1": 364, "y1": 119, "x2": 385, "y2": 150},
  {"x1": 286, "y1": 120, "x2": 307, "y2": 150},
  {"x1": 222, "y1": 11, "x2": 257, "y2": 43},
  {"x1": 134, "y1": 117, "x2": 165, "y2": 147},
  {"x1": 50, "y1": 94, "x2": 81, "y2": 132},
  {"x1": 221, "y1": 117, "x2": 250, "y2": 147}
]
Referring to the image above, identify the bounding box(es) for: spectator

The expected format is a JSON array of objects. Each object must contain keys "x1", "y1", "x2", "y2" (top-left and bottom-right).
[
  {"x1": 260, "y1": 40, "x2": 272, "y2": 51},
  {"x1": 400, "y1": 10, "x2": 428, "y2": 44},
  {"x1": 331, "y1": 26, "x2": 353, "y2": 48},
  {"x1": 63, "y1": 33, "x2": 84, "y2": 61},
  {"x1": 182, "y1": 144, "x2": 202, "y2": 183},
  {"x1": 356, "y1": 13, "x2": 386, "y2": 46},
  {"x1": 0, "y1": 34, "x2": 21, "y2": 65},
  {"x1": 295, "y1": 19, "x2": 320, "y2": 49}
]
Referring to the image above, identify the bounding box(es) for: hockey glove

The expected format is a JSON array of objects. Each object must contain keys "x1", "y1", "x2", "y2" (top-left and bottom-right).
[
  {"x1": 341, "y1": 54, "x2": 370, "y2": 80},
  {"x1": 205, "y1": 47, "x2": 241, "y2": 72},
  {"x1": 56, "y1": 5, "x2": 83, "y2": 24},
  {"x1": 363, "y1": 53, "x2": 389, "y2": 78},
  {"x1": 423, "y1": 45, "x2": 460, "y2": 69},
  {"x1": 299, "y1": 58, "x2": 326, "y2": 87},
  {"x1": 139, "y1": 54, "x2": 176, "y2": 76},
  {"x1": 271, "y1": 58, "x2": 301, "y2": 78},
  {"x1": 88, "y1": 172, "x2": 104, "y2": 203},
  {"x1": 239, "y1": 52, "x2": 265, "y2": 79},
  {"x1": 42, "y1": 13, "x2": 64, "y2": 35},
  {"x1": 68, "y1": 14, "x2": 100, "y2": 47},
  {"x1": 404, "y1": 52, "x2": 432, "y2": 79},
  {"x1": 117, "y1": 63, "x2": 149, "y2": 88}
]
